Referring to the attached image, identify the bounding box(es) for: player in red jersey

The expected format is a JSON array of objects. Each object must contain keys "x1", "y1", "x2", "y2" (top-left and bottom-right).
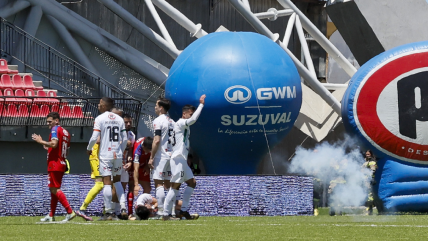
[
  {"x1": 32, "y1": 112, "x2": 76, "y2": 222},
  {"x1": 126, "y1": 136, "x2": 153, "y2": 216}
]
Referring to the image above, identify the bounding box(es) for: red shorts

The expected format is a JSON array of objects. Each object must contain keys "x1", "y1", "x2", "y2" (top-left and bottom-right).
[{"x1": 48, "y1": 171, "x2": 64, "y2": 188}]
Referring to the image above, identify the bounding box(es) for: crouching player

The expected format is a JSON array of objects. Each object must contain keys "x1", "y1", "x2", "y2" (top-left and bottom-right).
[
  {"x1": 32, "y1": 112, "x2": 76, "y2": 222},
  {"x1": 162, "y1": 95, "x2": 206, "y2": 221},
  {"x1": 125, "y1": 136, "x2": 153, "y2": 217},
  {"x1": 130, "y1": 192, "x2": 184, "y2": 220}
]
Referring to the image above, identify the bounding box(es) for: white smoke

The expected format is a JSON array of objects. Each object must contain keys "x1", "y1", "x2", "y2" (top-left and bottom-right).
[{"x1": 290, "y1": 137, "x2": 371, "y2": 208}]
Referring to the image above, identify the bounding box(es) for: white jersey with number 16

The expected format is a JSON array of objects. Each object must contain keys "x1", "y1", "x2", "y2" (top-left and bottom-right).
[
  {"x1": 94, "y1": 111, "x2": 126, "y2": 159},
  {"x1": 153, "y1": 114, "x2": 175, "y2": 159}
]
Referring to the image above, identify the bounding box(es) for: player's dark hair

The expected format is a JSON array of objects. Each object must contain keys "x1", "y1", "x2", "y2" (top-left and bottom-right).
[
  {"x1": 157, "y1": 97, "x2": 171, "y2": 112},
  {"x1": 188, "y1": 153, "x2": 193, "y2": 160},
  {"x1": 47, "y1": 112, "x2": 60, "y2": 120},
  {"x1": 102, "y1": 97, "x2": 115, "y2": 111},
  {"x1": 143, "y1": 136, "x2": 153, "y2": 150},
  {"x1": 136, "y1": 206, "x2": 151, "y2": 220},
  {"x1": 123, "y1": 113, "x2": 132, "y2": 120},
  {"x1": 182, "y1": 105, "x2": 196, "y2": 113}
]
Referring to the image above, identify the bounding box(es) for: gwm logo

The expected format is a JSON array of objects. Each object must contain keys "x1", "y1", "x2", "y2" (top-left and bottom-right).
[
  {"x1": 224, "y1": 85, "x2": 252, "y2": 104},
  {"x1": 224, "y1": 85, "x2": 297, "y2": 104},
  {"x1": 353, "y1": 50, "x2": 428, "y2": 163}
]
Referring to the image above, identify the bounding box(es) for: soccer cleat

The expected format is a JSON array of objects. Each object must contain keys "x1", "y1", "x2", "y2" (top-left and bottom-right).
[
  {"x1": 177, "y1": 210, "x2": 199, "y2": 220},
  {"x1": 162, "y1": 215, "x2": 180, "y2": 221},
  {"x1": 148, "y1": 214, "x2": 162, "y2": 220},
  {"x1": 120, "y1": 208, "x2": 128, "y2": 220},
  {"x1": 40, "y1": 214, "x2": 55, "y2": 222},
  {"x1": 109, "y1": 213, "x2": 120, "y2": 221},
  {"x1": 75, "y1": 210, "x2": 93, "y2": 221},
  {"x1": 62, "y1": 211, "x2": 76, "y2": 222},
  {"x1": 98, "y1": 214, "x2": 109, "y2": 221}
]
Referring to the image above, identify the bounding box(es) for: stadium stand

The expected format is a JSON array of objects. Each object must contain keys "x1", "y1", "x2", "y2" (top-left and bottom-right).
[
  {"x1": 0, "y1": 59, "x2": 18, "y2": 74},
  {"x1": 12, "y1": 75, "x2": 25, "y2": 90}
]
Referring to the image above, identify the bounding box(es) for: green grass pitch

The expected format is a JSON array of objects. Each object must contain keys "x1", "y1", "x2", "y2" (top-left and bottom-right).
[{"x1": 1, "y1": 210, "x2": 428, "y2": 240}]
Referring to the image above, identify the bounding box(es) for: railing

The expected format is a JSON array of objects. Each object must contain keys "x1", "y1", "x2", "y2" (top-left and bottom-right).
[
  {"x1": 0, "y1": 17, "x2": 134, "y2": 99},
  {"x1": 0, "y1": 97, "x2": 141, "y2": 127}
]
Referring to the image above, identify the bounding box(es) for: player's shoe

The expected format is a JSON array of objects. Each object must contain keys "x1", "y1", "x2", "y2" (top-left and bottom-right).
[
  {"x1": 177, "y1": 210, "x2": 199, "y2": 220},
  {"x1": 148, "y1": 214, "x2": 162, "y2": 220},
  {"x1": 75, "y1": 210, "x2": 93, "y2": 221},
  {"x1": 162, "y1": 215, "x2": 180, "y2": 221},
  {"x1": 40, "y1": 215, "x2": 55, "y2": 222},
  {"x1": 120, "y1": 209, "x2": 128, "y2": 220},
  {"x1": 62, "y1": 211, "x2": 76, "y2": 222},
  {"x1": 98, "y1": 214, "x2": 109, "y2": 221}
]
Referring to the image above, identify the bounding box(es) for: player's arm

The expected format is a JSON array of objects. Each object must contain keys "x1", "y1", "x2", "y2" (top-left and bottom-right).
[
  {"x1": 148, "y1": 135, "x2": 160, "y2": 169},
  {"x1": 185, "y1": 94, "x2": 206, "y2": 126},
  {"x1": 32, "y1": 134, "x2": 58, "y2": 148},
  {"x1": 87, "y1": 119, "x2": 101, "y2": 155},
  {"x1": 133, "y1": 144, "x2": 142, "y2": 194}
]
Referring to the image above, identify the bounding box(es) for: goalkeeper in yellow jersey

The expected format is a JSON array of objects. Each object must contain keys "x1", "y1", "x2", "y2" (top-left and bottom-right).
[{"x1": 75, "y1": 137, "x2": 103, "y2": 221}]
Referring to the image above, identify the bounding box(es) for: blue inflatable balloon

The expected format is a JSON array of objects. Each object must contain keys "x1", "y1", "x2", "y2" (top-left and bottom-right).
[
  {"x1": 165, "y1": 32, "x2": 302, "y2": 174},
  {"x1": 342, "y1": 41, "x2": 428, "y2": 212}
]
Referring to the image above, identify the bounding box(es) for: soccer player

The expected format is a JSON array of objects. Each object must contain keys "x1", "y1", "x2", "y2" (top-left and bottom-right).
[
  {"x1": 120, "y1": 114, "x2": 135, "y2": 215},
  {"x1": 132, "y1": 136, "x2": 153, "y2": 196},
  {"x1": 75, "y1": 136, "x2": 101, "y2": 221},
  {"x1": 87, "y1": 97, "x2": 128, "y2": 221},
  {"x1": 32, "y1": 112, "x2": 76, "y2": 222},
  {"x1": 129, "y1": 193, "x2": 158, "y2": 220},
  {"x1": 162, "y1": 95, "x2": 206, "y2": 221},
  {"x1": 149, "y1": 97, "x2": 175, "y2": 216}
]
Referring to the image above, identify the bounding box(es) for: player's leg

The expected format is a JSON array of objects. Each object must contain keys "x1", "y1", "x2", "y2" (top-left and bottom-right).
[
  {"x1": 153, "y1": 157, "x2": 167, "y2": 215},
  {"x1": 177, "y1": 163, "x2": 198, "y2": 220},
  {"x1": 127, "y1": 178, "x2": 134, "y2": 216},
  {"x1": 98, "y1": 158, "x2": 115, "y2": 220},
  {"x1": 49, "y1": 171, "x2": 76, "y2": 222},
  {"x1": 112, "y1": 158, "x2": 127, "y2": 219},
  {"x1": 163, "y1": 157, "x2": 182, "y2": 219},
  {"x1": 77, "y1": 158, "x2": 102, "y2": 221}
]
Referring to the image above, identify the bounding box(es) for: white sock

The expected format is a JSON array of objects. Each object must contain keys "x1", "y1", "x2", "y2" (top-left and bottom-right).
[
  {"x1": 103, "y1": 185, "x2": 113, "y2": 213},
  {"x1": 172, "y1": 191, "x2": 180, "y2": 216},
  {"x1": 181, "y1": 187, "x2": 194, "y2": 212},
  {"x1": 156, "y1": 186, "x2": 165, "y2": 215},
  {"x1": 163, "y1": 188, "x2": 178, "y2": 216},
  {"x1": 113, "y1": 182, "x2": 126, "y2": 210},
  {"x1": 114, "y1": 202, "x2": 120, "y2": 215}
]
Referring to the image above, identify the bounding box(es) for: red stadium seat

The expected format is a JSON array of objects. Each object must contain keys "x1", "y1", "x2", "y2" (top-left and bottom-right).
[
  {"x1": 0, "y1": 59, "x2": 17, "y2": 74},
  {"x1": 40, "y1": 105, "x2": 49, "y2": 117},
  {"x1": 23, "y1": 75, "x2": 43, "y2": 91},
  {"x1": 3, "y1": 88, "x2": 16, "y2": 102},
  {"x1": 29, "y1": 104, "x2": 40, "y2": 117},
  {"x1": 46, "y1": 90, "x2": 59, "y2": 103},
  {"x1": 51, "y1": 104, "x2": 59, "y2": 113},
  {"x1": 15, "y1": 89, "x2": 31, "y2": 103},
  {"x1": 60, "y1": 105, "x2": 72, "y2": 118},
  {"x1": 72, "y1": 106, "x2": 84, "y2": 118},
  {"x1": 25, "y1": 89, "x2": 36, "y2": 102},
  {"x1": 0, "y1": 89, "x2": 3, "y2": 102},
  {"x1": 1, "y1": 74, "x2": 13, "y2": 89},
  {"x1": 5, "y1": 104, "x2": 18, "y2": 117},
  {"x1": 12, "y1": 75, "x2": 25, "y2": 90},
  {"x1": 35, "y1": 90, "x2": 49, "y2": 103},
  {"x1": 18, "y1": 104, "x2": 29, "y2": 117}
]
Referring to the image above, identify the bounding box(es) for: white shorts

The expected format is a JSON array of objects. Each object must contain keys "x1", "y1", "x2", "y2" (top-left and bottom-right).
[
  {"x1": 170, "y1": 155, "x2": 193, "y2": 183},
  {"x1": 120, "y1": 168, "x2": 129, "y2": 182},
  {"x1": 152, "y1": 157, "x2": 171, "y2": 180},
  {"x1": 99, "y1": 158, "x2": 122, "y2": 177}
]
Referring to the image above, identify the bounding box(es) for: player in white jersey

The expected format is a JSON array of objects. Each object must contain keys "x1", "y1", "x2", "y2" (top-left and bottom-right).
[
  {"x1": 87, "y1": 97, "x2": 128, "y2": 221},
  {"x1": 162, "y1": 95, "x2": 205, "y2": 221},
  {"x1": 148, "y1": 97, "x2": 175, "y2": 216}
]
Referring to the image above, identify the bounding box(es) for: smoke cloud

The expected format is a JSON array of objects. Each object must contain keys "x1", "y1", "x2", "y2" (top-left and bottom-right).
[{"x1": 289, "y1": 137, "x2": 371, "y2": 208}]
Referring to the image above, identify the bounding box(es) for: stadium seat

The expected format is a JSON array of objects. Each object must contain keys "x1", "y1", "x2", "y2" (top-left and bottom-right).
[
  {"x1": 51, "y1": 104, "x2": 59, "y2": 113},
  {"x1": 1, "y1": 74, "x2": 13, "y2": 89},
  {"x1": 23, "y1": 75, "x2": 43, "y2": 91},
  {"x1": 40, "y1": 105, "x2": 49, "y2": 117},
  {"x1": 35, "y1": 90, "x2": 48, "y2": 103},
  {"x1": 0, "y1": 59, "x2": 18, "y2": 74},
  {"x1": 15, "y1": 89, "x2": 30, "y2": 103},
  {"x1": 5, "y1": 104, "x2": 18, "y2": 117},
  {"x1": 72, "y1": 106, "x2": 84, "y2": 118},
  {"x1": 60, "y1": 105, "x2": 72, "y2": 118},
  {"x1": 12, "y1": 75, "x2": 25, "y2": 90},
  {"x1": 46, "y1": 90, "x2": 59, "y2": 103},
  {"x1": 29, "y1": 104, "x2": 40, "y2": 117},
  {"x1": 3, "y1": 88, "x2": 16, "y2": 102},
  {"x1": 18, "y1": 104, "x2": 29, "y2": 117},
  {"x1": 0, "y1": 90, "x2": 3, "y2": 102}
]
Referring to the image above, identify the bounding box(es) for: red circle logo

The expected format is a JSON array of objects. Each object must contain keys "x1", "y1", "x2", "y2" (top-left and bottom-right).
[{"x1": 354, "y1": 50, "x2": 428, "y2": 164}]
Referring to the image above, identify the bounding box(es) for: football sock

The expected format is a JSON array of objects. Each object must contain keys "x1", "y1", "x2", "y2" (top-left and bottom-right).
[
  {"x1": 103, "y1": 185, "x2": 113, "y2": 213},
  {"x1": 163, "y1": 188, "x2": 178, "y2": 216},
  {"x1": 56, "y1": 190, "x2": 72, "y2": 214},
  {"x1": 50, "y1": 192, "x2": 58, "y2": 217},
  {"x1": 181, "y1": 187, "x2": 194, "y2": 212},
  {"x1": 127, "y1": 191, "x2": 134, "y2": 215},
  {"x1": 113, "y1": 182, "x2": 126, "y2": 210},
  {"x1": 81, "y1": 181, "x2": 103, "y2": 210},
  {"x1": 156, "y1": 186, "x2": 165, "y2": 214},
  {"x1": 114, "y1": 202, "x2": 120, "y2": 215}
]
